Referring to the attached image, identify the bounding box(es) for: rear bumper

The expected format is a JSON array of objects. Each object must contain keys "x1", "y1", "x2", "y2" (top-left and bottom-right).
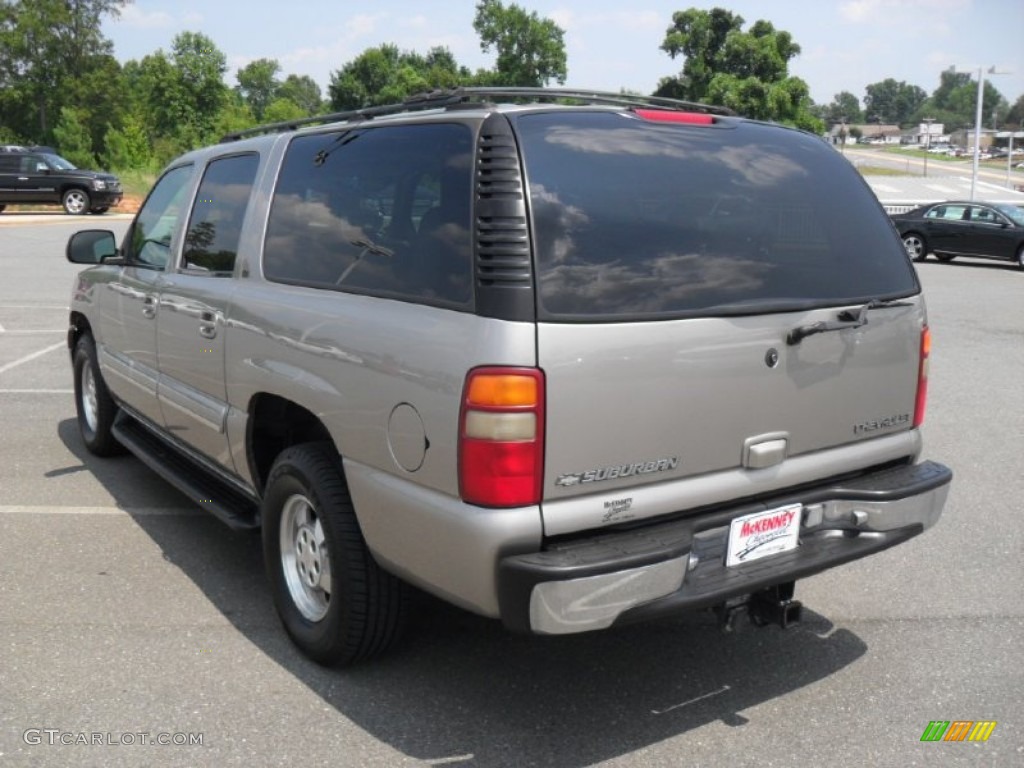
[{"x1": 497, "y1": 460, "x2": 951, "y2": 634}]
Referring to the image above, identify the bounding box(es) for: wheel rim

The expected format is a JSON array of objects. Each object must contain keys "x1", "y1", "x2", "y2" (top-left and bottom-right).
[
  {"x1": 80, "y1": 362, "x2": 99, "y2": 434},
  {"x1": 65, "y1": 191, "x2": 87, "y2": 214},
  {"x1": 903, "y1": 235, "x2": 924, "y2": 259},
  {"x1": 279, "y1": 493, "x2": 332, "y2": 622}
]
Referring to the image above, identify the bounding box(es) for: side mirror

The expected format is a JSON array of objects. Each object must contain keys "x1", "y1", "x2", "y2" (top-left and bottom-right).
[{"x1": 66, "y1": 230, "x2": 120, "y2": 264}]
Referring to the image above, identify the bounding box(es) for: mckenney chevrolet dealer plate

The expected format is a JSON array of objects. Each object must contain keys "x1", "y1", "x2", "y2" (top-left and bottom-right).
[{"x1": 726, "y1": 503, "x2": 802, "y2": 567}]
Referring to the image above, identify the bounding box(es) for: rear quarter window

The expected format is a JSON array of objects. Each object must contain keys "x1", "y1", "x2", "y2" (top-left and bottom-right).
[
  {"x1": 263, "y1": 123, "x2": 474, "y2": 307},
  {"x1": 514, "y1": 111, "x2": 918, "y2": 320}
]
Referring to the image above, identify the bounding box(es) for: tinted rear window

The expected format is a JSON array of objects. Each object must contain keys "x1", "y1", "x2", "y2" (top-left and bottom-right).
[{"x1": 515, "y1": 111, "x2": 918, "y2": 320}]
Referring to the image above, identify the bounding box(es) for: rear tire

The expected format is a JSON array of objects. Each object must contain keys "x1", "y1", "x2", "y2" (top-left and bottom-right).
[
  {"x1": 73, "y1": 335, "x2": 124, "y2": 456},
  {"x1": 901, "y1": 232, "x2": 928, "y2": 261},
  {"x1": 1016, "y1": 244, "x2": 1024, "y2": 270},
  {"x1": 63, "y1": 188, "x2": 90, "y2": 215},
  {"x1": 262, "y1": 442, "x2": 408, "y2": 666}
]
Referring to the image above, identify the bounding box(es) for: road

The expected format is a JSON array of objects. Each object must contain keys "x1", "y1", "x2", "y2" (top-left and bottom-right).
[
  {"x1": 0, "y1": 218, "x2": 1021, "y2": 767},
  {"x1": 845, "y1": 146, "x2": 1024, "y2": 187}
]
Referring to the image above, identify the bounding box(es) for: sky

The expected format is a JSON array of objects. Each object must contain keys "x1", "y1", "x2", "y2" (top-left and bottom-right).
[{"x1": 102, "y1": 0, "x2": 1024, "y2": 111}]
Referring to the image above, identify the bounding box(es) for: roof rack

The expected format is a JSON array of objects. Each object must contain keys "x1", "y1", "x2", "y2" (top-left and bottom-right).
[{"x1": 219, "y1": 86, "x2": 735, "y2": 143}]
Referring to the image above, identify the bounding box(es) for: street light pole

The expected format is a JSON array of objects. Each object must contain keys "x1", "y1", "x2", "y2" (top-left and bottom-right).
[
  {"x1": 970, "y1": 67, "x2": 985, "y2": 201},
  {"x1": 970, "y1": 66, "x2": 1011, "y2": 201}
]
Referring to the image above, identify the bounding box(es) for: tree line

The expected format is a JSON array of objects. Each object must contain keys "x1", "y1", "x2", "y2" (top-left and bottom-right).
[{"x1": 1, "y1": 1, "x2": 1020, "y2": 174}]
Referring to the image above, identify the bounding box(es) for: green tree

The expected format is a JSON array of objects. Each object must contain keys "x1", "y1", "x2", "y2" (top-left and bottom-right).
[
  {"x1": 236, "y1": 58, "x2": 281, "y2": 120},
  {"x1": 0, "y1": 0, "x2": 127, "y2": 142},
  {"x1": 278, "y1": 74, "x2": 323, "y2": 115},
  {"x1": 52, "y1": 107, "x2": 96, "y2": 167},
  {"x1": 472, "y1": 0, "x2": 567, "y2": 86},
  {"x1": 125, "y1": 32, "x2": 229, "y2": 155},
  {"x1": 263, "y1": 97, "x2": 308, "y2": 123},
  {"x1": 328, "y1": 44, "x2": 471, "y2": 110},
  {"x1": 821, "y1": 91, "x2": 863, "y2": 125},
  {"x1": 171, "y1": 31, "x2": 228, "y2": 138},
  {"x1": 863, "y1": 78, "x2": 926, "y2": 125},
  {"x1": 1006, "y1": 94, "x2": 1024, "y2": 128},
  {"x1": 102, "y1": 113, "x2": 153, "y2": 171},
  {"x1": 654, "y1": 8, "x2": 821, "y2": 131}
]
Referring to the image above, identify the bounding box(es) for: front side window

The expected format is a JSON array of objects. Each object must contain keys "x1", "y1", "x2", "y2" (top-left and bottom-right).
[
  {"x1": 264, "y1": 123, "x2": 473, "y2": 306},
  {"x1": 182, "y1": 154, "x2": 259, "y2": 275},
  {"x1": 125, "y1": 165, "x2": 194, "y2": 269},
  {"x1": 516, "y1": 111, "x2": 919, "y2": 320}
]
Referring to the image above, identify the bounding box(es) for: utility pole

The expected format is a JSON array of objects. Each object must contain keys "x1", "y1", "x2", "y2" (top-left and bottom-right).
[{"x1": 923, "y1": 117, "x2": 934, "y2": 177}]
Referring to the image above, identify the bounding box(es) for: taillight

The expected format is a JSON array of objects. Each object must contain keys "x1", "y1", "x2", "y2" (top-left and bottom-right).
[
  {"x1": 459, "y1": 367, "x2": 545, "y2": 507},
  {"x1": 913, "y1": 326, "x2": 930, "y2": 427},
  {"x1": 633, "y1": 109, "x2": 714, "y2": 125}
]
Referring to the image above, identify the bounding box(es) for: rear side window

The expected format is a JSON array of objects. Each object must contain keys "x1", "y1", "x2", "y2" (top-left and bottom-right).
[
  {"x1": 263, "y1": 123, "x2": 473, "y2": 306},
  {"x1": 182, "y1": 153, "x2": 259, "y2": 275},
  {"x1": 515, "y1": 111, "x2": 918, "y2": 320}
]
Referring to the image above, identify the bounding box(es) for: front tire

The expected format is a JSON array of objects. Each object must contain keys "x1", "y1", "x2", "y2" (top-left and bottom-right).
[
  {"x1": 62, "y1": 188, "x2": 91, "y2": 215},
  {"x1": 73, "y1": 335, "x2": 124, "y2": 456},
  {"x1": 262, "y1": 443, "x2": 408, "y2": 666},
  {"x1": 901, "y1": 232, "x2": 928, "y2": 261}
]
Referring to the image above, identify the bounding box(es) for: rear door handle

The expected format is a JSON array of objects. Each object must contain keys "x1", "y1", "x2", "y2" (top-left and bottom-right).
[{"x1": 199, "y1": 311, "x2": 217, "y2": 339}]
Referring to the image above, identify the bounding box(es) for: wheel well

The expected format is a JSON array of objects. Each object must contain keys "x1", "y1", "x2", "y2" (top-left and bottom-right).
[
  {"x1": 68, "y1": 311, "x2": 92, "y2": 355},
  {"x1": 247, "y1": 394, "x2": 335, "y2": 493}
]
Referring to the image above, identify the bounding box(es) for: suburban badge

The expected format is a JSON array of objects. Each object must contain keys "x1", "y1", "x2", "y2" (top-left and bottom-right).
[{"x1": 555, "y1": 457, "x2": 679, "y2": 487}]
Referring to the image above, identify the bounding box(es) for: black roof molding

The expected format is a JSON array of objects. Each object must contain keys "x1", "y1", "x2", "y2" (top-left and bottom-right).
[{"x1": 220, "y1": 87, "x2": 734, "y2": 143}]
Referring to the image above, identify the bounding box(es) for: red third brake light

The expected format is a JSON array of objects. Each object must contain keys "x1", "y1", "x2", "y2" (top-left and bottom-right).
[
  {"x1": 634, "y1": 109, "x2": 714, "y2": 125},
  {"x1": 459, "y1": 367, "x2": 545, "y2": 508},
  {"x1": 913, "y1": 326, "x2": 931, "y2": 428}
]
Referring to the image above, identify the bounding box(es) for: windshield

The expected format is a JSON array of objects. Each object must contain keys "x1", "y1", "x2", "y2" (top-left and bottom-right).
[
  {"x1": 515, "y1": 111, "x2": 919, "y2": 321},
  {"x1": 995, "y1": 204, "x2": 1024, "y2": 226},
  {"x1": 41, "y1": 153, "x2": 77, "y2": 170}
]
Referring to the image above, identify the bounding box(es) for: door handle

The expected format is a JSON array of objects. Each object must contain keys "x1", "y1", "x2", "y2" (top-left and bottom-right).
[
  {"x1": 199, "y1": 311, "x2": 217, "y2": 339},
  {"x1": 142, "y1": 295, "x2": 157, "y2": 318}
]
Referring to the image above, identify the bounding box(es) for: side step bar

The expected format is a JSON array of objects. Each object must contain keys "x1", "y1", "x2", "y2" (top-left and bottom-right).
[{"x1": 113, "y1": 414, "x2": 259, "y2": 530}]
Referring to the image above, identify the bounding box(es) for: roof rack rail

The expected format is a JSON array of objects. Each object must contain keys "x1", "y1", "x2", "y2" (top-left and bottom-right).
[{"x1": 219, "y1": 86, "x2": 734, "y2": 143}]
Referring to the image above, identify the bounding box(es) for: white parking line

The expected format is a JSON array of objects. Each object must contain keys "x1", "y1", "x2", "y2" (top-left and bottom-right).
[
  {"x1": 0, "y1": 330, "x2": 67, "y2": 334},
  {"x1": 0, "y1": 506, "x2": 203, "y2": 517},
  {"x1": 0, "y1": 341, "x2": 65, "y2": 374},
  {"x1": 0, "y1": 389, "x2": 73, "y2": 394},
  {"x1": 0, "y1": 305, "x2": 69, "y2": 310}
]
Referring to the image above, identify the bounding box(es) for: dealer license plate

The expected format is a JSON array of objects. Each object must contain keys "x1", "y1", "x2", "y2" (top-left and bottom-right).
[{"x1": 726, "y1": 503, "x2": 802, "y2": 567}]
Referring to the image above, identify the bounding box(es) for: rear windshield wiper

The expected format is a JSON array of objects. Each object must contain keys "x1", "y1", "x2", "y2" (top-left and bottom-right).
[{"x1": 786, "y1": 298, "x2": 912, "y2": 346}]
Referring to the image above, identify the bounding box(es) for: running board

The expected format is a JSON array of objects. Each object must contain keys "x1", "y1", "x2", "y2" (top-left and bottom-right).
[{"x1": 113, "y1": 415, "x2": 259, "y2": 530}]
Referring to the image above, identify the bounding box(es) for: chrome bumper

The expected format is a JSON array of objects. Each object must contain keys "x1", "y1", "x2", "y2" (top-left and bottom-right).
[{"x1": 499, "y1": 460, "x2": 952, "y2": 635}]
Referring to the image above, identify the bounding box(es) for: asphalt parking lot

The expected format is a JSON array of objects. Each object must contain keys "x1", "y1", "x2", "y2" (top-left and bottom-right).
[{"x1": 0, "y1": 217, "x2": 1021, "y2": 767}]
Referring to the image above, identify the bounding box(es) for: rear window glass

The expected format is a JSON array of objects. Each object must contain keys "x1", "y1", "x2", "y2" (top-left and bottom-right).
[{"x1": 515, "y1": 111, "x2": 918, "y2": 320}]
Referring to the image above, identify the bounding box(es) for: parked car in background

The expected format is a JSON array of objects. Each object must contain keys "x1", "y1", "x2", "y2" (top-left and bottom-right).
[
  {"x1": 0, "y1": 148, "x2": 121, "y2": 214},
  {"x1": 891, "y1": 201, "x2": 1024, "y2": 268}
]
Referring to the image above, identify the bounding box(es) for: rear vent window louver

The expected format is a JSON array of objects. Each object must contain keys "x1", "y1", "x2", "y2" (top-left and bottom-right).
[{"x1": 474, "y1": 114, "x2": 534, "y2": 321}]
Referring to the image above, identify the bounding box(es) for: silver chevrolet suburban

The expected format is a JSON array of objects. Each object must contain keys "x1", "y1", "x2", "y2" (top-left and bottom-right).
[{"x1": 65, "y1": 88, "x2": 952, "y2": 666}]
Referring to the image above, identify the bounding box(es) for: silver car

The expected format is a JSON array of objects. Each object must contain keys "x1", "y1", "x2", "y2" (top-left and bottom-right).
[{"x1": 65, "y1": 88, "x2": 952, "y2": 665}]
